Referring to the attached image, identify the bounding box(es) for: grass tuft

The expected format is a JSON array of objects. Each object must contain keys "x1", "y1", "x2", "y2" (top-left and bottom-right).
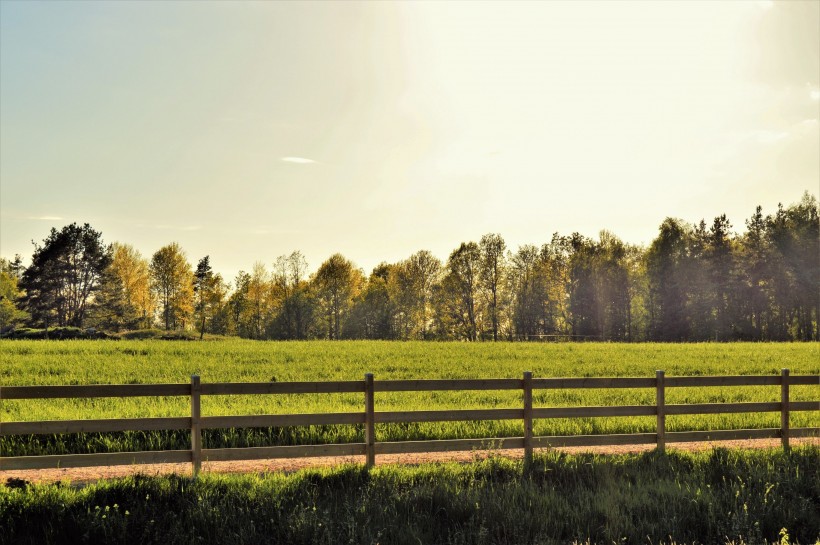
[{"x1": 1, "y1": 446, "x2": 818, "y2": 545}]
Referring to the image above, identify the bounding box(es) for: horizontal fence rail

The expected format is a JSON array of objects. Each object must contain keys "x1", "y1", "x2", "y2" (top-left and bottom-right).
[{"x1": 1, "y1": 370, "x2": 818, "y2": 473}]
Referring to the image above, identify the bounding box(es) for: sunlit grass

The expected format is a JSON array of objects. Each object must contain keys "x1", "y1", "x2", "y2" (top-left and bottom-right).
[
  {"x1": 1, "y1": 341, "x2": 817, "y2": 455},
  {"x1": 2, "y1": 447, "x2": 818, "y2": 545}
]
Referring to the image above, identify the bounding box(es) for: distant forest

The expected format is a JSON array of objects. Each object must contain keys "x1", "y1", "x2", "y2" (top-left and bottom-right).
[{"x1": 1, "y1": 193, "x2": 817, "y2": 342}]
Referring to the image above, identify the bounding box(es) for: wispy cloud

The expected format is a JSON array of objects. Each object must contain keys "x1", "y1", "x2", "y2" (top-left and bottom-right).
[
  {"x1": 753, "y1": 130, "x2": 789, "y2": 144},
  {"x1": 28, "y1": 216, "x2": 63, "y2": 221},
  {"x1": 281, "y1": 157, "x2": 316, "y2": 164}
]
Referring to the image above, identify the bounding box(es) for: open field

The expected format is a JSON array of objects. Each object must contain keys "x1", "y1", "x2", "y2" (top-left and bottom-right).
[
  {"x1": 2, "y1": 447, "x2": 818, "y2": 545},
  {"x1": 1, "y1": 341, "x2": 818, "y2": 456}
]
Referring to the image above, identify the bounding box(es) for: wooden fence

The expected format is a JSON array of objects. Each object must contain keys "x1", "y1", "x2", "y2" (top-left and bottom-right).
[{"x1": 1, "y1": 370, "x2": 818, "y2": 474}]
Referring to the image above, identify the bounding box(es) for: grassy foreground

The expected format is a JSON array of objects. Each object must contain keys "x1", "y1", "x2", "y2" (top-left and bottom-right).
[
  {"x1": 1, "y1": 341, "x2": 818, "y2": 456},
  {"x1": 2, "y1": 447, "x2": 818, "y2": 545}
]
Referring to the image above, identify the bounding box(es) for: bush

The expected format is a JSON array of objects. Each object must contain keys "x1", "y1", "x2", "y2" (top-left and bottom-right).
[{"x1": 0, "y1": 327, "x2": 112, "y2": 340}]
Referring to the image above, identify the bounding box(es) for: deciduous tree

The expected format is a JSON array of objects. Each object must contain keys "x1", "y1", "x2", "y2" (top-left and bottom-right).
[
  {"x1": 479, "y1": 233, "x2": 507, "y2": 341},
  {"x1": 0, "y1": 257, "x2": 27, "y2": 330},
  {"x1": 440, "y1": 242, "x2": 481, "y2": 341},
  {"x1": 105, "y1": 243, "x2": 154, "y2": 329},
  {"x1": 194, "y1": 256, "x2": 226, "y2": 340},
  {"x1": 150, "y1": 243, "x2": 194, "y2": 330},
  {"x1": 312, "y1": 254, "x2": 361, "y2": 339}
]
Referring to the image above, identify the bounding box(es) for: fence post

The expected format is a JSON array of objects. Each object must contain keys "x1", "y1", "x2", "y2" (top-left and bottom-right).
[
  {"x1": 523, "y1": 371, "x2": 533, "y2": 468},
  {"x1": 656, "y1": 370, "x2": 665, "y2": 453},
  {"x1": 364, "y1": 373, "x2": 375, "y2": 468},
  {"x1": 190, "y1": 375, "x2": 202, "y2": 476},
  {"x1": 781, "y1": 368, "x2": 790, "y2": 451}
]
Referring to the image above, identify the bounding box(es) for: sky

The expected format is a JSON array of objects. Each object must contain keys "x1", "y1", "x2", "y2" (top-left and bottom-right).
[{"x1": 1, "y1": 0, "x2": 818, "y2": 281}]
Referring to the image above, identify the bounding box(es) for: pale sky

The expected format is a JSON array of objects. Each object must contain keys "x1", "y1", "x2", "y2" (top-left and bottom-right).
[{"x1": 1, "y1": 0, "x2": 818, "y2": 281}]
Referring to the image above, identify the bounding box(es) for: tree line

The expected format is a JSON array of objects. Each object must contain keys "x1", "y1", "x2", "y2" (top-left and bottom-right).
[{"x1": 1, "y1": 193, "x2": 817, "y2": 342}]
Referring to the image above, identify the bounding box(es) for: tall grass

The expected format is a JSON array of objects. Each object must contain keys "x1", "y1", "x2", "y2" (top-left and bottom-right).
[
  {"x1": 2, "y1": 447, "x2": 818, "y2": 545},
  {"x1": 1, "y1": 341, "x2": 817, "y2": 456}
]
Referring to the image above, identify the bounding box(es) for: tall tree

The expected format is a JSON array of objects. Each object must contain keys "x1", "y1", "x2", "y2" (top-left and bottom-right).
[
  {"x1": 150, "y1": 243, "x2": 194, "y2": 330},
  {"x1": 509, "y1": 244, "x2": 541, "y2": 340},
  {"x1": 595, "y1": 231, "x2": 631, "y2": 341},
  {"x1": 767, "y1": 193, "x2": 820, "y2": 341},
  {"x1": 246, "y1": 262, "x2": 271, "y2": 339},
  {"x1": 88, "y1": 265, "x2": 131, "y2": 332},
  {"x1": 566, "y1": 233, "x2": 599, "y2": 339},
  {"x1": 706, "y1": 214, "x2": 736, "y2": 341},
  {"x1": 312, "y1": 254, "x2": 361, "y2": 339},
  {"x1": 387, "y1": 251, "x2": 442, "y2": 340},
  {"x1": 19, "y1": 223, "x2": 111, "y2": 329},
  {"x1": 406, "y1": 250, "x2": 441, "y2": 339},
  {"x1": 270, "y1": 251, "x2": 314, "y2": 339},
  {"x1": 624, "y1": 243, "x2": 649, "y2": 341},
  {"x1": 737, "y1": 206, "x2": 770, "y2": 339},
  {"x1": 193, "y1": 256, "x2": 225, "y2": 340},
  {"x1": 106, "y1": 243, "x2": 154, "y2": 329},
  {"x1": 479, "y1": 233, "x2": 507, "y2": 341},
  {"x1": 645, "y1": 218, "x2": 691, "y2": 341},
  {"x1": 0, "y1": 257, "x2": 28, "y2": 330},
  {"x1": 228, "y1": 271, "x2": 251, "y2": 338},
  {"x1": 347, "y1": 263, "x2": 395, "y2": 339},
  {"x1": 440, "y1": 242, "x2": 481, "y2": 341},
  {"x1": 685, "y1": 220, "x2": 713, "y2": 340}
]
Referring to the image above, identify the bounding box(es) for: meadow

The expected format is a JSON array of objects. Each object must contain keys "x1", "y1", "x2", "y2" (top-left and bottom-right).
[
  {"x1": 2, "y1": 447, "x2": 818, "y2": 545},
  {"x1": 1, "y1": 340, "x2": 818, "y2": 456}
]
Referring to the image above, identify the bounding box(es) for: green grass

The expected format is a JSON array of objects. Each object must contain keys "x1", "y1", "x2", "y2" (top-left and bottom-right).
[
  {"x1": 2, "y1": 447, "x2": 818, "y2": 545},
  {"x1": 1, "y1": 341, "x2": 818, "y2": 455}
]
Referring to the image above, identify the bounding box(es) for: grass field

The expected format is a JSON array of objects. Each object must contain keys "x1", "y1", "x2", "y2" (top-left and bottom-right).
[
  {"x1": 1, "y1": 340, "x2": 818, "y2": 456},
  {"x1": 2, "y1": 447, "x2": 818, "y2": 545}
]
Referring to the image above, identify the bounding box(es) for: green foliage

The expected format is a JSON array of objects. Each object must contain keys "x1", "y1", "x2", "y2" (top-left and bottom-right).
[
  {"x1": 18, "y1": 223, "x2": 111, "y2": 329},
  {"x1": 4, "y1": 195, "x2": 817, "y2": 341},
  {"x1": 1, "y1": 341, "x2": 816, "y2": 456},
  {"x1": 0, "y1": 258, "x2": 27, "y2": 330},
  {"x1": 149, "y1": 243, "x2": 194, "y2": 331},
  {"x1": 2, "y1": 447, "x2": 818, "y2": 545},
  {"x1": 0, "y1": 327, "x2": 112, "y2": 340}
]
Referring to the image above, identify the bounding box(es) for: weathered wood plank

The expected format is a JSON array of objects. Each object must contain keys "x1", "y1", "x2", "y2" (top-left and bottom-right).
[
  {"x1": 0, "y1": 384, "x2": 190, "y2": 399},
  {"x1": 523, "y1": 371, "x2": 533, "y2": 467},
  {"x1": 191, "y1": 375, "x2": 202, "y2": 475},
  {"x1": 532, "y1": 406, "x2": 655, "y2": 418},
  {"x1": 201, "y1": 413, "x2": 365, "y2": 429},
  {"x1": 202, "y1": 443, "x2": 366, "y2": 461},
  {"x1": 665, "y1": 402, "x2": 780, "y2": 415},
  {"x1": 374, "y1": 379, "x2": 522, "y2": 392},
  {"x1": 665, "y1": 376, "x2": 780, "y2": 387},
  {"x1": 666, "y1": 428, "x2": 780, "y2": 443},
  {"x1": 374, "y1": 409, "x2": 522, "y2": 423},
  {"x1": 656, "y1": 370, "x2": 666, "y2": 452},
  {"x1": 791, "y1": 427, "x2": 819, "y2": 438},
  {"x1": 0, "y1": 417, "x2": 191, "y2": 435},
  {"x1": 532, "y1": 377, "x2": 656, "y2": 389},
  {"x1": 375, "y1": 437, "x2": 524, "y2": 455},
  {"x1": 791, "y1": 401, "x2": 820, "y2": 412},
  {"x1": 0, "y1": 450, "x2": 192, "y2": 470},
  {"x1": 200, "y1": 381, "x2": 365, "y2": 395},
  {"x1": 788, "y1": 375, "x2": 820, "y2": 386},
  {"x1": 364, "y1": 373, "x2": 375, "y2": 467},
  {"x1": 781, "y1": 369, "x2": 790, "y2": 450},
  {"x1": 533, "y1": 433, "x2": 657, "y2": 448}
]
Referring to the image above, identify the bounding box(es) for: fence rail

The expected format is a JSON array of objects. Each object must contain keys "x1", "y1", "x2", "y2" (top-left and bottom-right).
[{"x1": 1, "y1": 370, "x2": 818, "y2": 473}]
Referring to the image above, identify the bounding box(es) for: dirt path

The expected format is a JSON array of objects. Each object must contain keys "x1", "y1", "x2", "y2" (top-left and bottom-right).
[{"x1": 3, "y1": 438, "x2": 816, "y2": 485}]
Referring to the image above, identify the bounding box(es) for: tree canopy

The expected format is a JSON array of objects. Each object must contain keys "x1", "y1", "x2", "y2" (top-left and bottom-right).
[{"x1": 4, "y1": 194, "x2": 818, "y2": 341}]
